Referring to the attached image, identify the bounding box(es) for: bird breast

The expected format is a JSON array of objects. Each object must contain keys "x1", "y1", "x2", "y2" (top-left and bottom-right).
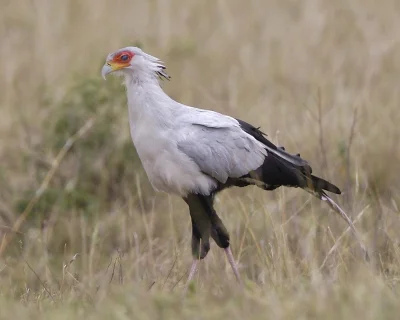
[
  {"x1": 130, "y1": 118, "x2": 217, "y2": 196},
  {"x1": 125, "y1": 82, "x2": 218, "y2": 196}
]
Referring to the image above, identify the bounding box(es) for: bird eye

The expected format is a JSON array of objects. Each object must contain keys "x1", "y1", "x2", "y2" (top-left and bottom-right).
[{"x1": 120, "y1": 54, "x2": 129, "y2": 61}]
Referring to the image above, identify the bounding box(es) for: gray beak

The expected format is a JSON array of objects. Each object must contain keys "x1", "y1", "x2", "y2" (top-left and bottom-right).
[{"x1": 101, "y1": 63, "x2": 112, "y2": 80}]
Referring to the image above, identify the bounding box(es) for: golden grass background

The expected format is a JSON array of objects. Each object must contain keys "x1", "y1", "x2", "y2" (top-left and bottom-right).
[{"x1": 1, "y1": 0, "x2": 400, "y2": 318}]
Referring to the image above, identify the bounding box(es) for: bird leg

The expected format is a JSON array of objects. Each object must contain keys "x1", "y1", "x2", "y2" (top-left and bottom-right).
[
  {"x1": 183, "y1": 259, "x2": 199, "y2": 296},
  {"x1": 183, "y1": 194, "x2": 244, "y2": 294},
  {"x1": 199, "y1": 194, "x2": 244, "y2": 286},
  {"x1": 210, "y1": 220, "x2": 243, "y2": 285},
  {"x1": 190, "y1": 216, "x2": 211, "y2": 260},
  {"x1": 183, "y1": 228, "x2": 210, "y2": 295},
  {"x1": 187, "y1": 259, "x2": 199, "y2": 282},
  {"x1": 224, "y1": 246, "x2": 243, "y2": 286},
  {"x1": 183, "y1": 195, "x2": 213, "y2": 294}
]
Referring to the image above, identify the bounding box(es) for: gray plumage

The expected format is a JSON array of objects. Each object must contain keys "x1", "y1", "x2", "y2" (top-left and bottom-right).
[
  {"x1": 177, "y1": 117, "x2": 267, "y2": 184},
  {"x1": 102, "y1": 47, "x2": 271, "y2": 196},
  {"x1": 101, "y1": 47, "x2": 368, "y2": 269}
]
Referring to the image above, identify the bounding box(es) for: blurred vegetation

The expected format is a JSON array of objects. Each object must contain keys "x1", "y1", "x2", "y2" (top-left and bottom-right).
[{"x1": 15, "y1": 77, "x2": 153, "y2": 226}]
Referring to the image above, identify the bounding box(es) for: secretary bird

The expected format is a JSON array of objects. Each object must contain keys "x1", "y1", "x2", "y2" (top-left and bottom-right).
[{"x1": 101, "y1": 46, "x2": 367, "y2": 289}]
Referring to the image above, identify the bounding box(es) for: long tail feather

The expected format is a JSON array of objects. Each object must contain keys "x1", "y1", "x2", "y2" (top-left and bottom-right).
[
  {"x1": 320, "y1": 191, "x2": 369, "y2": 262},
  {"x1": 236, "y1": 118, "x2": 369, "y2": 261}
]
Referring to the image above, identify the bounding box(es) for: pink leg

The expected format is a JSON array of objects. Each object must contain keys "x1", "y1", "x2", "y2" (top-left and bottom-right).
[
  {"x1": 183, "y1": 259, "x2": 199, "y2": 295},
  {"x1": 224, "y1": 247, "x2": 243, "y2": 287}
]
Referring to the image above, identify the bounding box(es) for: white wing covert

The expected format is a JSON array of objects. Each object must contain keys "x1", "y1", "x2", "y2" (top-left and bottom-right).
[{"x1": 177, "y1": 110, "x2": 267, "y2": 183}]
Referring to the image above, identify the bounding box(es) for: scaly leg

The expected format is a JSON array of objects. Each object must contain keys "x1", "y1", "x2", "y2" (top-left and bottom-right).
[
  {"x1": 183, "y1": 259, "x2": 199, "y2": 296},
  {"x1": 224, "y1": 247, "x2": 243, "y2": 287}
]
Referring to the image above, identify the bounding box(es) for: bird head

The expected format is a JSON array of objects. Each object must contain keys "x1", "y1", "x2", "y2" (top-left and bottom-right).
[{"x1": 101, "y1": 47, "x2": 170, "y2": 81}]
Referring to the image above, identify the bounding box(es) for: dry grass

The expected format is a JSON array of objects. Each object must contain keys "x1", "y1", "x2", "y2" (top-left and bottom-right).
[{"x1": 1, "y1": 0, "x2": 400, "y2": 318}]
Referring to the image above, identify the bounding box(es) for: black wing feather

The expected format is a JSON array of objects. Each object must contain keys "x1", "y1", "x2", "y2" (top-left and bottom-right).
[{"x1": 236, "y1": 119, "x2": 341, "y2": 195}]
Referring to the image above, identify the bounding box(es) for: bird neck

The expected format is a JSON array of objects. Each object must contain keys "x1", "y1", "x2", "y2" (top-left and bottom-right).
[{"x1": 124, "y1": 73, "x2": 175, "y2": 127}]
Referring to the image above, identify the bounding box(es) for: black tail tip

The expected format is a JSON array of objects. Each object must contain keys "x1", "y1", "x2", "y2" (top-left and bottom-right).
[
  {"x1": 330, "y1": 184, "x2": 342, "y2": 194},
  {"x1": 311, "y1": 175, "x2": 341, "y2": 195}
]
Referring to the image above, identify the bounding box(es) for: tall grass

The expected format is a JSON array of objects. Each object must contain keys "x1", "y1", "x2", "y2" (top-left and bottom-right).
[{"x1": 0, "y1": 0, "x2": 400, "y2": 318}]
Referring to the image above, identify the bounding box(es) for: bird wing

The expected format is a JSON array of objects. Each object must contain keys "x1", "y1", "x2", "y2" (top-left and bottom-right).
[
  {"x1": 179, "y1": 107, "x2": 240, "y2": 128},
  {"x1": 177, "y1": 109, "x2": 267, "y2": 183},
  {"x1": 179, "y1": 107, "x2": 307, "y2": 166}
]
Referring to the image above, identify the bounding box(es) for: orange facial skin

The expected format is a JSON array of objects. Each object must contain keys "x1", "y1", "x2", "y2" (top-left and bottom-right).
[{"x1": 108, "y1": 51, "x2": 135, "y2": 70}]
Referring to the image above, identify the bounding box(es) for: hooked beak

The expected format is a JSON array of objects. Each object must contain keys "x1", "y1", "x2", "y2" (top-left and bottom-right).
[{"x1": 101, "y1": 61, "x2": 129, "y2": 80}]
